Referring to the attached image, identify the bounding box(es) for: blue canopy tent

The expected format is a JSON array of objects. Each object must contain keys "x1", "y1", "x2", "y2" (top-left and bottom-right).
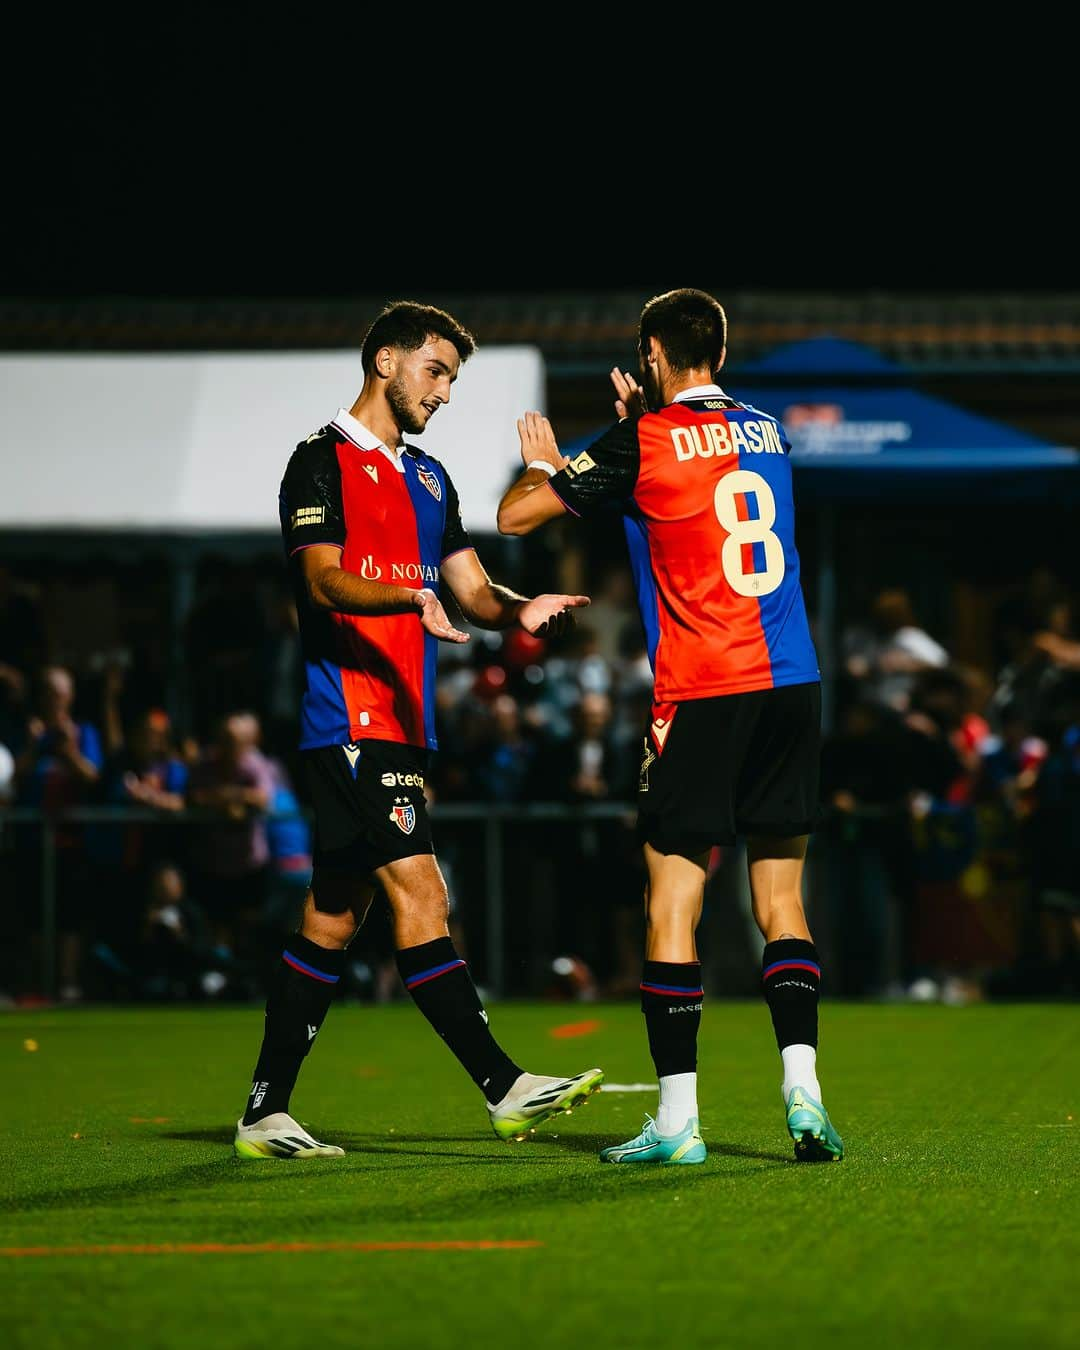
[{"x1": 561, "y1": 337, "x2": 1080, "y2": 729}]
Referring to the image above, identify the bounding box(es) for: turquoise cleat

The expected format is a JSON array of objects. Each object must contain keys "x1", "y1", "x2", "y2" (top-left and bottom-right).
[
  {"x1": 786, "y1": 1087, "x2": 844, "y2": 1162},
  {"x1": 599, "y1": 1115, "x2": 706, "y2": 1165}
]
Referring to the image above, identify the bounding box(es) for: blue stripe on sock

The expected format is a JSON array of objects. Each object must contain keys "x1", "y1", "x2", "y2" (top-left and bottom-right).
[
  {"x1": 404, "y1": 959, "x2": 466, "y2": 989},
  {"x1": 282, "y1": 951, "x2": 340, "y2": 984}
]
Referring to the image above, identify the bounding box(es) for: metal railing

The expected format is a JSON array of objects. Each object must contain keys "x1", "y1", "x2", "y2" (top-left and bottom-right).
[{"x1": 0, "y1": 803, "x2": 637, "y2": 999}]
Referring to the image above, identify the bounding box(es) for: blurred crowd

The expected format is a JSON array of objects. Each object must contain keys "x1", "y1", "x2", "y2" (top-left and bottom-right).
[{"x1": 1, "y1": 560, "x2": 1078, "y2": 1007}]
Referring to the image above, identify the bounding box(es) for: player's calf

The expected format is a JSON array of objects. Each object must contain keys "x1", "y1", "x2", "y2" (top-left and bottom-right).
[{"x1": 761, "y1": 937, "x2": 844, "y2": 1161}]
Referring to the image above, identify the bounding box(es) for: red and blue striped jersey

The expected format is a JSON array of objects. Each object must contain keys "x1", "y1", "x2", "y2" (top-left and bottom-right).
[
  {"x1": 549, "y1": 386, "x2": 819, "y2": 701},
  {"x1": 280, "y1": 408, "x2": 472, "y2": 751}
]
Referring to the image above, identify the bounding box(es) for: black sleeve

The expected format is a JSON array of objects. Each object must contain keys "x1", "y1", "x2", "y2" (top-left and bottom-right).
[
  {"x1": 279, "y1": 431, "x2": 346, "y2": 556},
  {"x1": 548, "y1": 418, "x2": 640, "y2": 517},
  {"x1": 439, "y1": 464, "x2": 473, "y2": 560}
]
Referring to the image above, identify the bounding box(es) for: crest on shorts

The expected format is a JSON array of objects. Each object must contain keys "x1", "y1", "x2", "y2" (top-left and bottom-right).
[
  {"x1": 416, "y1": 467, "x2": 442, "y2": 501},
  {"x1": 390, "y1": 798, "x2": 416, "y2": 834}
]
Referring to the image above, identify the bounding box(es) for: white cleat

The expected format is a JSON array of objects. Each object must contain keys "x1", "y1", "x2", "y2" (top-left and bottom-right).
[
  {"x1": 233, "y1": 1112, "x2": 345, "y2": 1159},
  {"x1": 488, "y1": 1068, "x2": 604, "y2": 1142}
]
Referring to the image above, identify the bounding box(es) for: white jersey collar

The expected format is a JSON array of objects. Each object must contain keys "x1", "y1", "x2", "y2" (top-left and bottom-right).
[
  {"x1": 672, "y1": 384, "x2": 730, "y2": 403},
  {"x1": 331, "y1": 408, "x2": 406, "y2": 473}
]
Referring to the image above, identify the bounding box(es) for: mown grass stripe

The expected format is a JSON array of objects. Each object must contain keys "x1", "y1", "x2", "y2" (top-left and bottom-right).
[{"x1": 1, "y1": 1240, "x2": 543, "y2": 1258}]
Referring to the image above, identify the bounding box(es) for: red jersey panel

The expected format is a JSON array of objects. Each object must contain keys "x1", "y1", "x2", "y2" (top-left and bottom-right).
[
  {"x1": 280, "y1": 411, "x2": 471, "y2": 750},
  {"x1": 549, "y1": 388, "x2": 819, "y2": 701}
]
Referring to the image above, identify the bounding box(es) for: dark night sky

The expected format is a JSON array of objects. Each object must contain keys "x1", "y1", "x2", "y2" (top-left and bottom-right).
[{"x1": 6, "y1": 34, "x2": 1072, "y2": 301}]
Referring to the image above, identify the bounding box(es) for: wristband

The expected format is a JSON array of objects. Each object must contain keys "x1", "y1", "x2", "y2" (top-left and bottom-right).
[{"x1": 526, "y1": 460, "x2": 556, "y2": 477}]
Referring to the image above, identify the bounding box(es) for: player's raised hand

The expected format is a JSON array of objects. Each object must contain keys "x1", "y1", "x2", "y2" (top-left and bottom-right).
[
  {"x1": 517, "y1": 593, "x2": 591, "y2": 637},
  {"x1": 611, "y1": 368, "x2": 647, "y2": 420},
  {"x1": 517, "y1": 410, "x2": 568, "y2": 472},
  {"x1": 414, "y1": 588, "x2": 470, "y2": 644}
]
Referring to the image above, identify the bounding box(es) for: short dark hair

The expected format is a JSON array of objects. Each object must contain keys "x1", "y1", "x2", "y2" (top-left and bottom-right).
[
  {"x1": 639, "y1": 288, "x2": 727, "y2": 374},
  {"x1": 360, "y1": 300, "x2": 477, "y2": 372}
]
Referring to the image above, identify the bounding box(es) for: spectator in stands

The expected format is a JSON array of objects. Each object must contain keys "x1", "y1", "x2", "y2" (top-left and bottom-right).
[
  {"x1": 261, "y1": 590, "x2": 303, "y2": 774},
  {"x1": 532, "y1": 690, "x2": 637, "y2": 990},
  {"x1": 533, "y1": 691, "x2": 625, "y2": 803},
  {"x1": 906, "y1": 666, "x2": 988, "y2": 805},
  {"x1": 87, "y1": 706, "x2": 191, "y2": 963},
  {"x1": 1024, "y1": 713, "x2": 1080, "y2": 994},
  {"x1": 0, "y1": 567, "x2": 47, "y2": 695},
  {"x1": 0, "y1": 740, "x2": 13, "y2": 807},
  {"x1": 991, "y1": 586, "x2": 1080, "y2": 734},
  {"x1": 0, "y1": 663, "x2": 28, "y2": 759},
  {"x1": 13, "y1": 666, "x2": 104, "y2": 1000},
  {"x1": 263, "y1": 756, "x2": 313, "y2": 938},
  {"x1": 844, "y1": 587, "x2": 949, "y2": 711},
  {"x1": 186, "y1": 710, "x2": 274, "y2": 974},
  {"x1": 819, "y1": 699, "x2": 920, "y2": 997},
  {"x1": 185, "y1": 561, "x2": 269, "y2": 739},
  {"x1": 580, "y1": 564, "x2": 637, "y2": 663},
  {"x1": 474, "y1": 693, "x2": 537, "y2": 802},
  {"x1": 136, "y1": 862, "x2": 214, "y2": 1000}
]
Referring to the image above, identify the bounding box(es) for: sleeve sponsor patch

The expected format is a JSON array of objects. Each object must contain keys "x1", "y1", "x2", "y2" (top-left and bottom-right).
[
  {"x1": 565, "y1": 451, "x2": 597, "y2": 478},
  {"x1": 291, "y1": 505, "x2": 325, "y2": 529}
]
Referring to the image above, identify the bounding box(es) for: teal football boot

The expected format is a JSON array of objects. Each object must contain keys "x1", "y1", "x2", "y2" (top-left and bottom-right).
[
  {"x1": 786, "y1": 1087, "x2": 844, "y2": 1162},
  {"x1": 599, "y1": 1115, "x2": 706, "y2": 1165}
]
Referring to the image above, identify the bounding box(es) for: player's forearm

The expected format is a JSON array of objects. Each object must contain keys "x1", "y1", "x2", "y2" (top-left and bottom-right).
[
  {"x1": 496, "y1": 468, "x2": 557, "y2": 536},
  {"x1": 458, "y1": 581, "x2": 529, "y2": 630},
  {"x1": 62, "y1": 749, "x2": 100, "y2": 783},
  {"x1": 308, "y1": 565, "x2": 424, "y2": 618}
]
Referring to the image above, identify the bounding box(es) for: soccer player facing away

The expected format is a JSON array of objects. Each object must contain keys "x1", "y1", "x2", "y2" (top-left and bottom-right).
[
  {"x1": 234, "y1": 301, "x2": 603, "y2": 1159},
  {"x1": 497, "y1": 289, "x2": 843, "y2": 1165}
]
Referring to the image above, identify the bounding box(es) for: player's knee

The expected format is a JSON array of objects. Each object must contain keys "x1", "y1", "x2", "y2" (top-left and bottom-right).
[
  {"x1": 389, "y1": 884, "x2": 448, "y2": 927},
  {"x1": 645, "y1": 891, "x2": 700, "y2": 932},
  {"x1": 301, "y1": 909, "x2": 358, "y2": 949}
]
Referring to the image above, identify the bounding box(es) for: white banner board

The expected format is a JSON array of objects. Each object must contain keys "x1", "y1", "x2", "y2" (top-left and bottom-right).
[{"x1": 0, "y1": 347, "x2": 544, "y2": 533}]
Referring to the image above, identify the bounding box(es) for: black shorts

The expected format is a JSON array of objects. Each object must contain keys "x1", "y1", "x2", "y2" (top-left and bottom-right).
[
  {"x1": 636, "y1": 682, "x2": 821, "y2": 858},
  {"x1": 303, "y1": 740, "x2": 434, "y2": 879}
]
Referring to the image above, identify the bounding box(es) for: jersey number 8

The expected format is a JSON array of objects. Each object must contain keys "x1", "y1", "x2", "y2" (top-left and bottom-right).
[{"x1": 713, "y1": 470, "x2": 786, "y2": 598}]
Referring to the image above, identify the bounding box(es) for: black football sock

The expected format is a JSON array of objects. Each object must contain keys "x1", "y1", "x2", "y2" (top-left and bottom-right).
[
  {"x1": 640, "y1": 960, "x2": 703, "y2": 1077},
  {"x1": 761, "y1": 939, "x2": 820, "y2": 1050},
  {"x1": 396, "y1": 937, "x2": 522, "y2": 1105},
  {"x1": 241, "y1": 935, "x2": 344, "y2": 1125}
]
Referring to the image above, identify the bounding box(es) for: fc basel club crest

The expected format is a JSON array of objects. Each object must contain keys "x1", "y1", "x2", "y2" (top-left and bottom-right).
[
  {"x1": 390, "y1": 799, "x2": 416, "y2": 834},
  {"x1": 416, "y1": 467, "x2": 442, "y2": 501}
]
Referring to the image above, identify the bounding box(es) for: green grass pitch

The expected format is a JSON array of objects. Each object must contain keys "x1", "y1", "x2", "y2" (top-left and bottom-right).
[{"x1": 2, "y1": 1002, "x2": 1077, "y2": 1349}]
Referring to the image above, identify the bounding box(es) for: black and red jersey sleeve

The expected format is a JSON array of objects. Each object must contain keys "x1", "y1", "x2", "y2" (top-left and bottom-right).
[
  {"x1": 548, "y1": 418, "x2": 641, "y2": 516},
  {"x1": 439, "y1": 465, "x2": 473, "y2": 560},
  {"x1": 279, "y1": 431, "x2": 346, "y2": 556}
]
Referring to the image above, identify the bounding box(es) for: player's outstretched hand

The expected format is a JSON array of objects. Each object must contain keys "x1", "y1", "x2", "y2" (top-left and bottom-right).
[
  {"x1": 517, "y1": 410, "x2": 569, "y2": 472},
  {"x1": 518, "y1": 593, "x2": 591, "y2": 637},
  {"x1": 611, "y1": 368, "x2": 647, "y2": 420},
  {"x1": 415, "y1": 588, "x2": 470, "y2": 644}
]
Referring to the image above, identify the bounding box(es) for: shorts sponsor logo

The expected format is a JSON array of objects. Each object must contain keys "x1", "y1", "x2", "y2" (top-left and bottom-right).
[
  {"x1": 381, "y1": 771, "x2": 425, "y2": 789},
  {"x1": 390, "y1": 798, "x2": 416, "y2": 834},
  {"x1": 639, "y1": 740, "x2": 656, "y2": 792},
  {"x1": 291, "y1": 505, "x2": 325, "y2": 529},
  {"x1": 381, "y1": 772, "x2": 397, "y2": 787},
  {"x1": 417, "y1": 467, "x2": 442, "y2": 501}
]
